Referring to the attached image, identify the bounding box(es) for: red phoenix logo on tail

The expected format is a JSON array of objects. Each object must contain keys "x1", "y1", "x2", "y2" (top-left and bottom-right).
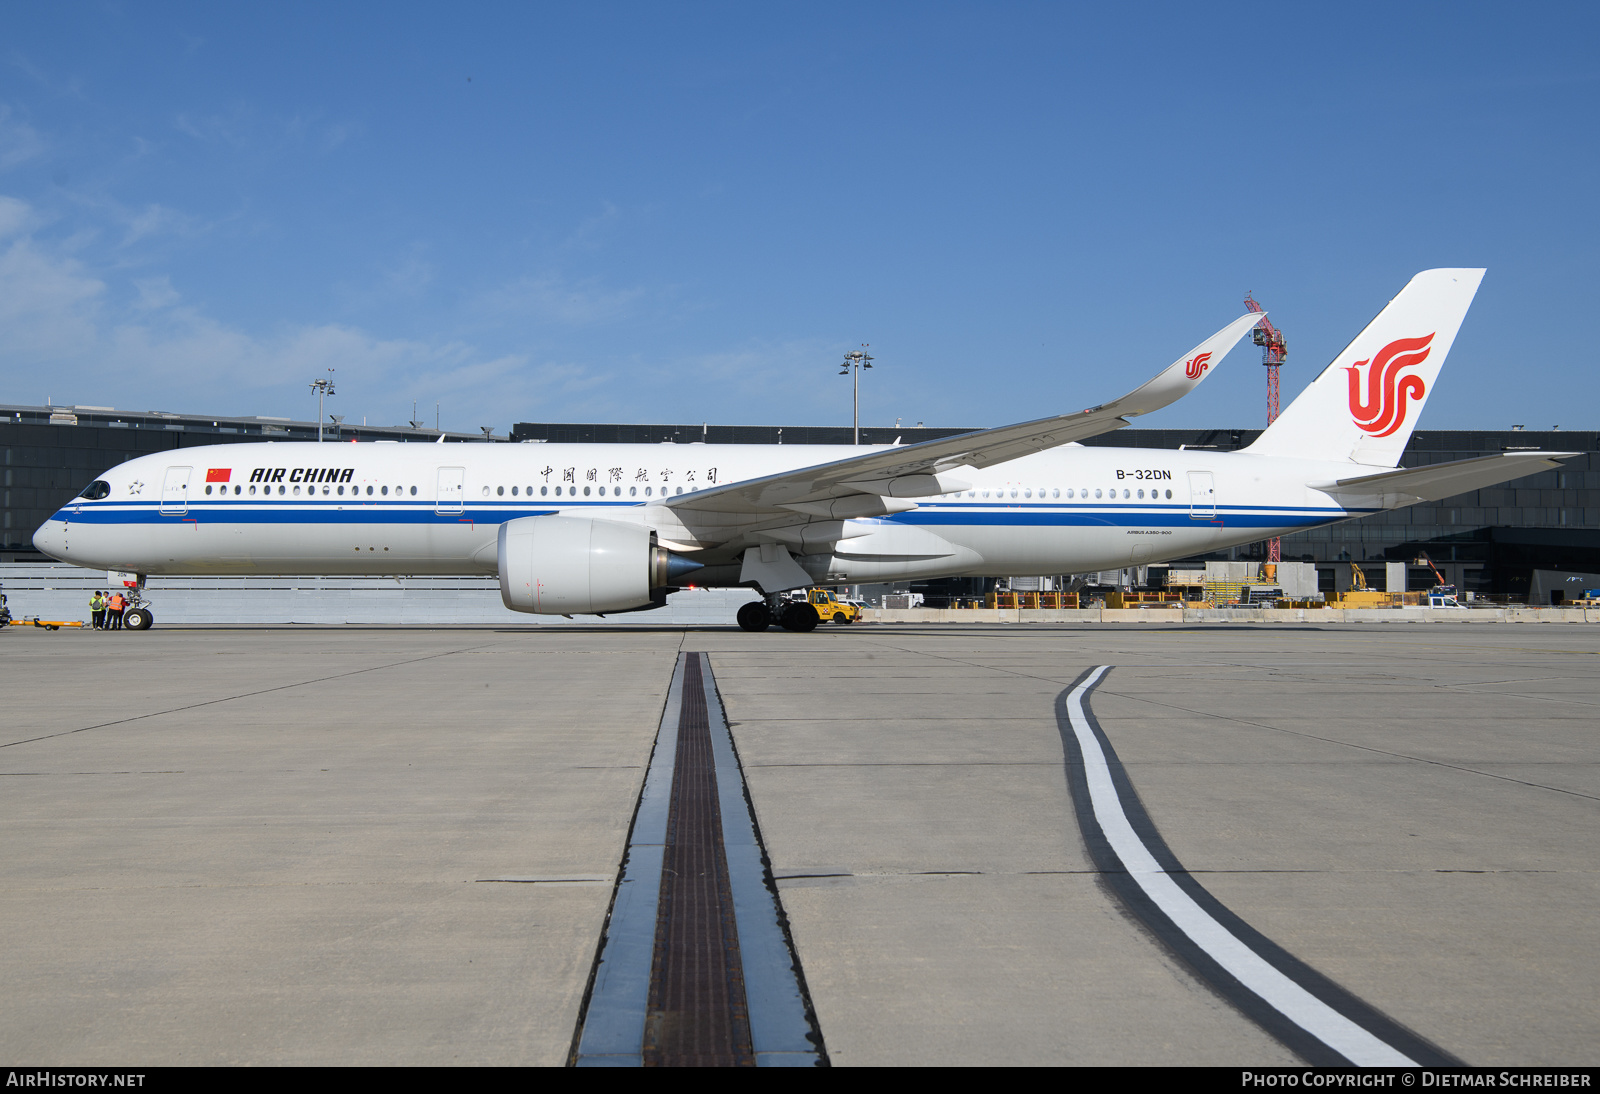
[
  {"x1": 1346, "y1": 333, "x2": 1434, "y2": 437},
  {"x1": 1184, "y1": 352, "x2": 1212, "y2": 379}
]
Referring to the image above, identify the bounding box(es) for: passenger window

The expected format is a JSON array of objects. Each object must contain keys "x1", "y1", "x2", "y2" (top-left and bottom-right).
[
  {"x1": 630, "y1": 486, "x2": 637, "y2": 496},
  {"x1": 584, "y1": 486, "x2": 591, "y2": 496},
  {"x1": 293, "y1": 485, "x2": 302, "y2": 496},
  {"x1": 541, "y1": 486, "x2": 548, "y2": 496},
  {"x1": 675, "y1": 486, "x2": 683, "y2": 495},
  {"x1": 497, "y1": 486, "x2": 504, "y2": 496},
  {"x1": 511, "y1": 486, "x2": 518, "y2": 496},
  {"x1": 205, "y1": 485, "x2": 213, "y2": 495}
]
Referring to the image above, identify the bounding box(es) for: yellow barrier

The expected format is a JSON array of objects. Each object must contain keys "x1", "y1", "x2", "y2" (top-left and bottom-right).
[
  {"x1": 984, "y1": 592, "x2": 1081, "y2": 609},
  {"x1": 1103, "y1": 591, "x2": 1184, "y2": 608}
]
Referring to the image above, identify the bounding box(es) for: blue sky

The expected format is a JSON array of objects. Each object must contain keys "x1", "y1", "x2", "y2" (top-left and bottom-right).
[{"x1": 1, "y1": 3, "x2": 1595, "y2": 434}]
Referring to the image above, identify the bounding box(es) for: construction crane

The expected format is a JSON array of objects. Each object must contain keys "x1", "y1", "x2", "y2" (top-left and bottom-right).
[{"x1": 1244, "y1": 292, "x2": 1287, "y2": 563}]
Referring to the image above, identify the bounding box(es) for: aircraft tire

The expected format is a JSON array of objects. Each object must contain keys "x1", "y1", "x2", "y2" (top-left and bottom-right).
[
  {"x1": 736, "y1": 602, "x2": 771, "y2": 632},
  {"x1": 780, "y1": 603, "x2": 820, "y2": 633},
  {"x1": 124, "y1": 608, "x2": 153, "y2": 631}
]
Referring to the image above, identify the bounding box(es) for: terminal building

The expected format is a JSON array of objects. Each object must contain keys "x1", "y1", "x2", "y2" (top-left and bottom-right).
[{"x1": 4, "y1": 402, "x2": 1597, "y2": 603}]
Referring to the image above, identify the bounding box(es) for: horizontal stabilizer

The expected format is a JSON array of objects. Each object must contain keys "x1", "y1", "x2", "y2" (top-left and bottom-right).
[{"x1": 1312, "y1": 452, "x2": 1577, "y2": 506}]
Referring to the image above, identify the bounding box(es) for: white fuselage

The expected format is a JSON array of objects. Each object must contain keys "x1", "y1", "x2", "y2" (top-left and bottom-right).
[{"x1": 34, "y1": 439, "x2": 1376, "y2": 582}]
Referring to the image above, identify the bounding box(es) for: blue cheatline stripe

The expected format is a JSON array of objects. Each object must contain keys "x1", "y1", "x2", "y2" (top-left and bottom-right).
[
  {"x1": 53, "y1": 501, "x2": 1359, "y2": 532},
  {"x1": 902, "y1": 508, "x2": 1352, "y2": 530},
  {"x1": 914, "y1": 501, "x2": 1358, "y2": 514},
  {"x1": 1057, "y1": 667, "x2": 1462, "y2": 1067},
  {"x1": 571, "y1": 653, "x2": 823, "y2": 1068},
  {"x1": 53, "y1": 504, "x2": 586, "y2": 525}
]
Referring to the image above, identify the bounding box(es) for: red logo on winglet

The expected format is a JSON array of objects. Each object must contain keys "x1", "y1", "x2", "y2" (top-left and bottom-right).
[
  {"x1": 206, "y1": 468, "x2": 231, "y2": 483},
  {"x1": 1184, "y1": 352, "x2": 1213, "y2": 380},
  {"x1": 1346, "y1": 334, "x2": 1434, "y2": 438}
]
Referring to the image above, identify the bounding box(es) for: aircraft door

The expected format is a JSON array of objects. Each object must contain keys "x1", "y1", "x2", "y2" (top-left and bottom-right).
[
  {"x1": 1187, "y1": 471, "x2": 1215, "y2": 519},
  {"x1": 160, "y1": 466, "x2": 192, "y2": 516},
  {"x1": 436, "y1": 467, "x2": 465, "y2": 514}
]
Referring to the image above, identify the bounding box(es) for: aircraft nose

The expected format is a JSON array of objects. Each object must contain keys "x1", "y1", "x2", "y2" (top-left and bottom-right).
[{"x1": 32, "y1": 518, "x2": 66, "y2": 561}]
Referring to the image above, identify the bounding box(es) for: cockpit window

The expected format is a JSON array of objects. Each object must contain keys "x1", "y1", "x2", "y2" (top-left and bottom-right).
[{"x1": 78, "y1": 480, "x2": 111, "y2": 500}]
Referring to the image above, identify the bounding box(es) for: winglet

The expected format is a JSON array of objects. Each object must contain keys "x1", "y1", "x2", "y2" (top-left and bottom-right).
[{"x1": 1099, "y1": 312, "x2": 1261, "y2": 420}]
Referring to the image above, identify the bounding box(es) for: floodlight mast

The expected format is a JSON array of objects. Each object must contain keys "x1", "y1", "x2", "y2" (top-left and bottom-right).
[
  {"x1": 839, "y1": 346, "x2": 873, "y2": 445},
  {"x1": 310, "y1": 369, "x2": 336, "y2": 442}
]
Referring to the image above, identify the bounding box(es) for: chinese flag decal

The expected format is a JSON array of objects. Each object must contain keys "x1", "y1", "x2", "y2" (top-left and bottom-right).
[{"x1": 206, "y1": 468, "x2": 231, "y2": 483}]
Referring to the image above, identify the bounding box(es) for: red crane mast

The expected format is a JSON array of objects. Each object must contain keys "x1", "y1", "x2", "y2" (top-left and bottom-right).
[{"x1": 1244, "y1": 292, "x2": 1287, "y2": 563}]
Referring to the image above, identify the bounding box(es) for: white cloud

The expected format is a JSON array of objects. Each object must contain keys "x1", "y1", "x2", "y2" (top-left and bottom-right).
[
  {"x1": 0, "y1": 104, "x2": 46, "y2": 171},
  {"x1": 478, "y1": 273, "x2": 646, "y2": 325},
  {"x1": 0, "y1": 193, "x2": 36, "y2": 238},
  {"x1": 132, "y1": 275, "x2": 180, "y2": 310},
  {"x1": 0, "y1": 229, "x2": 106, "y2": 363},
  {"x1": 0, "y1": 196, "x2": 574, "y2": 424},
  {"x1": 121, "y1": 203, "x2": 188, "y2": 247}
]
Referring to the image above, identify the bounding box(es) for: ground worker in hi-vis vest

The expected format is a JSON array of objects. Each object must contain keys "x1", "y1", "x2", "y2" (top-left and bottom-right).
[{"x1": 90, "y1": 591, "x2": 106, "y2": 630}]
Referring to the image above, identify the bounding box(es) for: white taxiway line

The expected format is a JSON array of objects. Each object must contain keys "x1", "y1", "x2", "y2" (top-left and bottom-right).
[{"x1": 1066, "y1": 665, "x2": 1429, "y2": 1067}]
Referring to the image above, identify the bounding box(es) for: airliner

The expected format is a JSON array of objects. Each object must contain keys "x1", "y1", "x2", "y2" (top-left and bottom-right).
[{"x1": 32, "y1": 269, "x2": 1572, "y2": 631}]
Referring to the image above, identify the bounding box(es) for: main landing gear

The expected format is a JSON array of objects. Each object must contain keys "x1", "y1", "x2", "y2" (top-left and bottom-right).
[{"x1": 736, "y1": 595, "x2": 819, "y2": 633}]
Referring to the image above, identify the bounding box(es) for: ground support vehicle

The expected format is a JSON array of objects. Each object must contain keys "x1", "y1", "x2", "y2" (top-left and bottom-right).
[{"x1": 796, "y1": 588, "x2": 859, "y2": 625}]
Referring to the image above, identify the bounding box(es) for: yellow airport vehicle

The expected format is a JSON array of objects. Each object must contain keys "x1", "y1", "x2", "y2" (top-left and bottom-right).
[
  {"x1": 1, "y1": 617, "x2": 85, "y2": 631},
  {"x1": 0, "y1": 587, "x2": 86, "y2": 630},
  {"x1": 798, "y1": 587, "x2": 860, "y2": 624}
]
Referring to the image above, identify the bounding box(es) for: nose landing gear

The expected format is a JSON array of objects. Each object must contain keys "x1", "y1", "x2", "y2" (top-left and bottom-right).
[{"x1": 110, "y1": 573, "x2": 155, "y2": 631}]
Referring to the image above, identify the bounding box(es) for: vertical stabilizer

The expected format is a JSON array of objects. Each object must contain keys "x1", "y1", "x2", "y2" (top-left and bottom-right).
[{"x1": 1245, "y1": 269, "x2": 1484, "y2": 467}]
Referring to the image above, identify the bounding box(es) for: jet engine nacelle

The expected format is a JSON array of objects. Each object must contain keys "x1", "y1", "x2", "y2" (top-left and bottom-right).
[{"x1": 497, "y1": 515, "x2": 700, "y2": 615}]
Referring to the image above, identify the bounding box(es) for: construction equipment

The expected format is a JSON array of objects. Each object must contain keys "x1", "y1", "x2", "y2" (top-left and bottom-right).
[
  {"x1": 1336, "y1": 562, "x2": 1392, "y2": 607},
  {"x1": 1414, "y1": 551, "x2": 1461, "y2": 607},
  {"x1": 1244, "y1": 292, "x2": 1287, "y2": 563}
]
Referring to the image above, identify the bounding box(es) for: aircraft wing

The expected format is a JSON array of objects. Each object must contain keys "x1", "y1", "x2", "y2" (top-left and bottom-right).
[
  {"x1": 1311, "y1": 451, "x2": 1579, "y2": 506},
  {"x1": 667, "y1": 313, "x2": 1261, "y2": 523}
]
